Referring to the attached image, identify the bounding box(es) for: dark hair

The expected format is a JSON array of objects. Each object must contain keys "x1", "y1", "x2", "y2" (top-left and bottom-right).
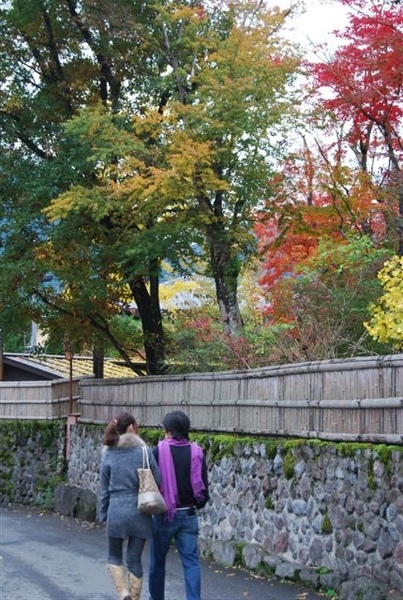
[
  {"x1": 103, "y1": 411, "x2": 137, "y2": 446},
  {"x1": 162, "y1": 410, "x2": 190, "y2": 440}
]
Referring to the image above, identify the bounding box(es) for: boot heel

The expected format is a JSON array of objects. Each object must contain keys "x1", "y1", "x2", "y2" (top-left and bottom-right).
[{"x1": 128, "y1": 572, "x2": 143, "y2": 600}]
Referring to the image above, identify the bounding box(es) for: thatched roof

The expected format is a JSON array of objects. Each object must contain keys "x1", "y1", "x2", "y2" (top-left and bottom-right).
[{"x1": 2, "y1": 354, "x2": 137, "y2": 381}]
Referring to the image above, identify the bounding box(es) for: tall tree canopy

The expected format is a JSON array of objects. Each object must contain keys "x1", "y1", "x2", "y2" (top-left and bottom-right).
[{"x1": 0, "y1": 0, "x2": 300, "y2": 373}]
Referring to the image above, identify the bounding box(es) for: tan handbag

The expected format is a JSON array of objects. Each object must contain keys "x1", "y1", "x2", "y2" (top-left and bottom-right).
[{"x1": 137, "y1": 446, "x2": 167, "y2": 515}]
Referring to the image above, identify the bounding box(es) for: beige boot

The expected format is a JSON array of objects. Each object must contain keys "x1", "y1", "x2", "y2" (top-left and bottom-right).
[
  {"x1": 107, "y1": 563, "x2": 131, "y2": 600},
  {"x1": 128, "y1": 572, "x2": 143, "y2": 600}
]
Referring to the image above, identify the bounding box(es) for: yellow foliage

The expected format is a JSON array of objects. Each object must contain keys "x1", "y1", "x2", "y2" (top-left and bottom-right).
[
  {"x1": 159, "y1": 276, "x2": 215, "y2": 313},
  {"x1": 364, "y1": 255, "x2": 403, "y2": 348}
]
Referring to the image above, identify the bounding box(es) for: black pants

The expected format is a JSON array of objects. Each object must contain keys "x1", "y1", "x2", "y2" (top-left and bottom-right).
[{"x1": 108, "y1": 536, "x2": 146, "y2": 578}]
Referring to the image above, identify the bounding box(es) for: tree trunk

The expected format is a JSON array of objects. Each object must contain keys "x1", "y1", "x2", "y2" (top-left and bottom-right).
[
  {"x1": 129, "y1": 274, "x2": 165, "y2": 375},
  {"x1": 214, "y1": 270, "x2": 243, "y2": 337},
  {"x1": 208, "y1": 226, "x2": 243, "y2": 337},
  {"x1": 379, "y1": 124, "x2": 403, "y2": 255},
  {"x1": 397, "y1": 171, "x2": 403, "y2": 256},
  {"x1": 92, "y1": 336, "x2": 104, "y2": 379}
]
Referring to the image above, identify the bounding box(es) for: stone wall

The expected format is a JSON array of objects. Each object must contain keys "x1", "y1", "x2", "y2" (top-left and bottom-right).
[
  {"x1": 202, "y1": 439, "x2": 403, "y2": 595},
  {"x1": 65, "y1": 425, "x2": 403, "y2": 595},
  {"x1": 0, "y1": 420, "x2": 65, "y2": 507},
  {"x1": 2, "y1": 419, "x2": 403, "y2": 598}
]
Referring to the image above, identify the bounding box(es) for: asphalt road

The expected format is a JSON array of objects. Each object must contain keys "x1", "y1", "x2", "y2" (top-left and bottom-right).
[{"x1": 0, "y1": 503, "x2": 326, "y2": 600}]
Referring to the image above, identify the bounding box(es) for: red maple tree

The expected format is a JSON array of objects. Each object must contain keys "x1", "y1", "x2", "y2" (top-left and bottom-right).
[{"x1": 307, "y1": 0, "x2": 403, "y2": 250}]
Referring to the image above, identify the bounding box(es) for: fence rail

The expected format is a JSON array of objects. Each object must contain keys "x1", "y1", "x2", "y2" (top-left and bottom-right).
[{"x1": 2, "y1": 355, "x2": 403, "y2": 443}]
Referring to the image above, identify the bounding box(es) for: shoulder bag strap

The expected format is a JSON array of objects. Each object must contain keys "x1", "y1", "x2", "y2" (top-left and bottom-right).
[{"x1": 142, "y1": 445, "x2": 150, "y2": 469}]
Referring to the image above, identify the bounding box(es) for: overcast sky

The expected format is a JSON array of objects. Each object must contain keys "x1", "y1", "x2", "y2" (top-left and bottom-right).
[{"x1": 268, "y1": 0, "x2": 349, "y2": 49}]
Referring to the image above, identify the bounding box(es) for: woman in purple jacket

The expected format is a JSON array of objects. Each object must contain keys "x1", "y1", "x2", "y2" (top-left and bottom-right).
[{"x1": 148, "y1": 410, "x2": 209, "y2": 600}]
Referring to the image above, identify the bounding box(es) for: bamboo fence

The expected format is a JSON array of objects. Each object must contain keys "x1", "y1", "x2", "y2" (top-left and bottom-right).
[
  {"x1": 1, "y1": 355, "x2": 403, "y2": 442},
  {"x1": 76, "y1": 354, "x2": 403, "y2": 443},
  {"x1": 0, "y1": 378, "x2": 80, "y2": 420}
]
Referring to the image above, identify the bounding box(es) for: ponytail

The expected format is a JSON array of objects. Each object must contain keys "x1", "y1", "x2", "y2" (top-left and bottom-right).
[
  {"x1": 102, "y1": 412, "x2": 137, "y2": 446},
  {"x1": 103, "y1": 419, "x2": 119, "y2": 446}
]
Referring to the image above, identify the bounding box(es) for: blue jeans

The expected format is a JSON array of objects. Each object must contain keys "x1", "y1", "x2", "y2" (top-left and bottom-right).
[{"x1": 149, "y1": 510, "x2": 200, "y2": 600}]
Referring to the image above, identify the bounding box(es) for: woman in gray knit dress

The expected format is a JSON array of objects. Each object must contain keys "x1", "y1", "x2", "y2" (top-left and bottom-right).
[{"x1": 99, "y1": 412, "x2": 161, "y2": 600}]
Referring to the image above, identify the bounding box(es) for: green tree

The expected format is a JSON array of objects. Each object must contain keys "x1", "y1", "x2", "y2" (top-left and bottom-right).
[
  {"x1": 0, "y1": 0, "x2": 300, "y2": 373},
  {"x1": 0, "y1": 0, "x2": 168, "y2": 373}
]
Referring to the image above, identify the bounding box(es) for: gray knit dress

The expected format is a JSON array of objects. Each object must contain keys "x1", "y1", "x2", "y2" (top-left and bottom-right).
[{"x1": 98, "y1": 433, "x2": 161, "y2": 539}]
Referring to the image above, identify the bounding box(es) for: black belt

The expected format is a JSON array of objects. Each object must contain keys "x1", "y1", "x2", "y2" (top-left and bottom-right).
[{"x1": 176, "y1": 507, "x2": 196, "y2": 516}]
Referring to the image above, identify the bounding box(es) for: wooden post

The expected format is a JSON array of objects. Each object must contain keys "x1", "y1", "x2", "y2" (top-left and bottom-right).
[
  {"x1": 64, "y1": 344, "x2": 76, "y2": 460},
  {"x1": 68, "y1": 353, "x2": 73, "y2": 415},
  {"x1": 66, "y1": 413, "x2": 79, "y2": 461},
  {"x1": 0, "y1": 328, "x2": 3, "y2": 381}
]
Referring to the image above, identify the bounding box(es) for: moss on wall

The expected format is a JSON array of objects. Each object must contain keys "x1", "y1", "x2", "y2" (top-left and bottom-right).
[
  {"x1": 142, "y1": 429, "x2": 281, "y2": 461},
  {"x1": 2, "y1": 420, "x2": 401, "y2": 514},
  {"x1": 122, "y1": 426, "x2": 403, "y2": 493},
  {"x1": 321, "y1": 510, "x2": 333, "y2": 534},
  {"x1": 0, "y1": 419, "x2": 67, "y2": 508}
]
